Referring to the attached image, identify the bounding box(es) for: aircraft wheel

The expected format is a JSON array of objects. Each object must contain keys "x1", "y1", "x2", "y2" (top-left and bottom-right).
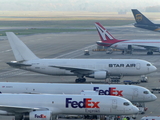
[
  {"x1": 93, "y1": 115, "x2": 98, "y2": 119},
  {"x1": 147, "y1": 51, "x2": 153, "y2": 55},
  {"x1": 82, "y1": 78, "x2": 86, "y2": 83},
  {"x1": 79, "y1": 78, "x2": 86, "y2": 83},
  {"x1": 75, "y1": 79, "x2": 80, "y2": 83},
  {"x1": 84, "y1": 115, "x2": 89, "y2": 119},
  {"x1": 147, "y1": 52, "x2": 150, "y2": 55},
  {"x1": 75, "y1": 78, "x2": 86, "y2": 83}
]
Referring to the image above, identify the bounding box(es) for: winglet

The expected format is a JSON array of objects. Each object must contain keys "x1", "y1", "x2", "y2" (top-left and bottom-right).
[{"x1": 6, "y1": 32, "x2": 39, "y2": 61}]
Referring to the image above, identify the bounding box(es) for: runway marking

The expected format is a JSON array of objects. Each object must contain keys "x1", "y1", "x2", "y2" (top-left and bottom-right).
[
  {"x1": 0, "y1": 69, "x2": 28, "y2": 79},
  {"x1": 55, "y1": 44, "x2": 96, "y2": 58},
  {"x1": 0, "y1": 49, "x2": 11, "y2": 53}
]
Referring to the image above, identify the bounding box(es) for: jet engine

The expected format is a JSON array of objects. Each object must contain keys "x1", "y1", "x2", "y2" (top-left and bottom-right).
[
  {"x1": 23, "y1": 111, "x2": 52, "y2": 120},
  {"x1": 87, "y1": 71, "x2": 107, "y2": 79}
]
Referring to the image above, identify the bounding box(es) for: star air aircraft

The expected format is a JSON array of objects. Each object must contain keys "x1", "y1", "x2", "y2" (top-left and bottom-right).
[
  {"x1": 95, "y1": 22, "x2": 160, "y2": 55},
  {"x1": 132, "y1": 9, "x2": 160, "y2": 32},
  {"x1": 6, "y1": 32, "x2": 156, "y2": 83},
  {"x1": 0, "y1": 93, "x2": 139, "y2": 120}
]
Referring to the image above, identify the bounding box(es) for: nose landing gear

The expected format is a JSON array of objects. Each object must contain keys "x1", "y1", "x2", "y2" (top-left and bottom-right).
[{"x1": 147, "y1": 51, "x2": 153, "y2": 55}]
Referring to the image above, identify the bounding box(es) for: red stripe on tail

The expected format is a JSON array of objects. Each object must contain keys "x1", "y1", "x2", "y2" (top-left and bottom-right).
[{"x1": 95, "y1": 22, "x2": 126, "y2": 46}]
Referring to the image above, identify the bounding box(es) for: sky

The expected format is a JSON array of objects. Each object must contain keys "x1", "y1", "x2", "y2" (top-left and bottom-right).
[{"x1": 0, "y1": 0, "x2": 159, "y2": 12}]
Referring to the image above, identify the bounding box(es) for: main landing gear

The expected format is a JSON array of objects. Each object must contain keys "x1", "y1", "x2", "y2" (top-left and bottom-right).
[
  {"x1": 147, "y1": 51, "x2": 153, "y2": 55},
  {"x1": 75, "y1": 78, "x2": 86, "y2": 83}
]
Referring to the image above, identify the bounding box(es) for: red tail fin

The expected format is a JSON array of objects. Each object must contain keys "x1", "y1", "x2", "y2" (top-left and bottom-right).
[
  {"x1": 95, "y1": 22, "x2": 116, "y2": 42},
  {"x1": 95, "y1": 22, "x2": 124, "y2": 47}
]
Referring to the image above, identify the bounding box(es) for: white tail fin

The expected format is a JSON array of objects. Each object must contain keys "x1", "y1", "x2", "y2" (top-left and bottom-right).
[{"x1": 6, "y1": 32, "x2": 39, "y2": 61}]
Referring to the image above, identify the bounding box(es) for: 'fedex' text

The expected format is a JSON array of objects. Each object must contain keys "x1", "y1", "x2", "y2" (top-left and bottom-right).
[
  {"x1": 66, "y1": 98, "x2": 100, "y2": 108},
  {"x1": 93, "y1": 87, "x2": 123, "y2": 96}
]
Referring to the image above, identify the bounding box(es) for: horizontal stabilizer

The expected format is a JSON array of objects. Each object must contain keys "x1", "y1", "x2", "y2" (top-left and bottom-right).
[
  {"x1": 6, "y1": 62, "x2": 32, "y2": 68},
  {"x1": 0, "y1": 105, "x2": 42, "y2": 113},
  {"x1": 6, "y1": 32, "x2": 39, "y2": 61}
]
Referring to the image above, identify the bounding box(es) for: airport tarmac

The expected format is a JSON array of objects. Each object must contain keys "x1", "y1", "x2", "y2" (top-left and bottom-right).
[{"x1": 0, "y1": 27, "x2": 160, "y2": 120}]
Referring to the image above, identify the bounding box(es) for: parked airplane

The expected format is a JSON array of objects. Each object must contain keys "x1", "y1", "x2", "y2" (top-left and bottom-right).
[
  {"x1": 6, "y1": 32, "x2": 156, "y2": 83},
  {"x1": 0, "y1": 82, "x2": 157, "y2": 103},
  {"x1": 95, "y1": 22, "x2": 160, "y2": 55},
  {"x1": 141, "y1": 116, "x2": 160, "y2": 120},
  {"x1": 0, "y1": 93, "x2": 139, "y2": 120},
  {"x1": 132, "y1": 9, "x2": 160, "y2": 32}
]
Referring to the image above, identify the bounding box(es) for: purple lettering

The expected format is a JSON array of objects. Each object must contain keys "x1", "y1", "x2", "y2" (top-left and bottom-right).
[
  {"x1": 65, "y1": 98, "x2": 100, "y2": 108},
  {"x1": 71, "y1": 101, "x2": 78, "y2": 108},
  {"x1": 66, "y1": 98, "x2": 72, "y2": 108},
  {"x1": 93, "y1": 87, "x2": 123, "y2": 96},
  {"x1": 79, "y1": 100, "x2": 85, "y2": 108},
  {"x1": 93, "y1": 87, "x2": 99, "y2": 91}
]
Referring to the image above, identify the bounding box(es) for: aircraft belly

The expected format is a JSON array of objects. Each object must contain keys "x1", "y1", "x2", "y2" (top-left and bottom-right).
[
  {"x1": 109, "y1": 68, "x2": 141, "y2": 76},
  {"x1": 28, "y1": 66, "x2": 73, "y2": 76},
  {"x1": 48, "y1": 68, "x2": 73, "y2": 75}
]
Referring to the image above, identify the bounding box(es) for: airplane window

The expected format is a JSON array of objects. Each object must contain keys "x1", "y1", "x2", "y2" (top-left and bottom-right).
[
  {"x1": 143, "y1": 91, "x2": 149, "y2": 94},
  {"x1": 123, "y1": 102, "x2": 130, "y2": 106},
  {"x1": 147, "y1": 64, "x2": 151, "y2": 66}
]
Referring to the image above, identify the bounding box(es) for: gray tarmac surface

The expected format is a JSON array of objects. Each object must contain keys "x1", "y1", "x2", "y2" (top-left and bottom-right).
[{"x1": 0, "y1": 27, "x2": 160, "y2": 120}]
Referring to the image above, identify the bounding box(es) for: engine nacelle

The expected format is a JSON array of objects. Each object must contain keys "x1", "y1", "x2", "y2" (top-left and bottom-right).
[
  {"x1": 23, "y1": 111, "x2": 52, "y2": 120},
  {"x1": 87, "y1": 71, "x2": 107, "y2": 79}
]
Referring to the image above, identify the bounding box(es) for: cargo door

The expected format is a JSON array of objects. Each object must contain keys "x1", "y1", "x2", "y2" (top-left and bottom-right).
[{"x1": 136, "y1": 63, "x2": 141, "y2": 70}]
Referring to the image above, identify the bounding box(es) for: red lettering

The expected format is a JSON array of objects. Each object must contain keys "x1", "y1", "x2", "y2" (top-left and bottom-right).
[
  {"x1": 110, "y1": 87, "x2": 116, "y2": 95},
  {"x1": 85, "y1": 98, "x2": 92, "y2": 108},
  {"x1": 117, "y1": 90, "x2": 123, "y2": 96},
  {"x1": 92, "y1": 102, "x2": 100, "y2": 108}
]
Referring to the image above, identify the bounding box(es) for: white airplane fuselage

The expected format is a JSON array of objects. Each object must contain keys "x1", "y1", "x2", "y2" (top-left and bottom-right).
[
  {"x1": 110, "y1": 40, "x2": 160, "y2": 51},
  {"x1": 0, "y1": 94, "x2": 139, "y2": 115},
  {"x1": 0, "y1": 82, "x2": 157, "y2": 103},
  {"x1": 95, "y1": 22, "x2": 160, "y2": 55},
  {"x1": 20, "y1": 59, "x2": 156, "y2": 76},
  {"x1": 6, "y1": 32, "x2": 157, "y2": 83}
]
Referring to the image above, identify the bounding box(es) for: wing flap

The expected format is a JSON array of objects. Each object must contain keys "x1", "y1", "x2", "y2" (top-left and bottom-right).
[
  {"x1": 49, "y1": 65, "x2": 94, "y2": 74},
  {"x1": 0, "y1": 105, "x2": 47, "y2": 113},
  {"x1": 133, "y1": 44, "x2": 158, "y2": 51},
  {"x1": 6, "y1": 62, "x2": 32, "y2": 67}
]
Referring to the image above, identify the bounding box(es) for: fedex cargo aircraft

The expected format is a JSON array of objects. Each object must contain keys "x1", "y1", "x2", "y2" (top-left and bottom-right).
[
  {"x1": 0, "y1": 94, "x2": 139, "y2": 120},
  {"x1": 0, "y1": 82, "x2": 156, "y2": 103}
]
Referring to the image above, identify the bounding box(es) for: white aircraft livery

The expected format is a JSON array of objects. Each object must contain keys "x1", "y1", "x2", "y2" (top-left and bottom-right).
[
  {"x1": 0, "y1": 82, "x2": 157, "y2": 103},
  {"x1": 95, "y1": 22, "x2": 160, "y2": 55},
  {"x1": 0, "y1": 94, "x2": 139, "y2": 120},
  {"x1": 6, "y1": 32, "x2": 157, "y2": 83}
]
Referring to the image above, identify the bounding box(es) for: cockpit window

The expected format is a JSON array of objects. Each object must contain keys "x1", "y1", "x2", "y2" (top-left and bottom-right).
[
  {"x1": 143, "y1": 91, "x2": 149, "y2": 94},
  {"x1": 123, "y1": 102, "x2": 130, "y2": 106},
  {"x1": 147, "y1": 64, "x2": 151, "y2": 66}
]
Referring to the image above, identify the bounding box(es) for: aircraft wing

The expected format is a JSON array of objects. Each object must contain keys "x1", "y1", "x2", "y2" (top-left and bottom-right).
[
  {"x1": 49, "y1": 65, "x2": 94, "y2": 74},
  {"x1": 0, "y1": 105, "x2": 48, "y2": 113},
  {"x1": 133, "y1": 44, "x2": 158, "y2": 51}
]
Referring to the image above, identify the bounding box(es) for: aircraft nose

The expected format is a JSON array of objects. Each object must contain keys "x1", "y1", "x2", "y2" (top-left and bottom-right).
[
  {"x1": 150, "y1": 66, "x2": 157, "y2": 73},
  {"x1": 132, "y1": 106, "x2": 139, "y2": 114},
  {"x1": 151, "y1": 94, "x2": 157, "y2": 101}
]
